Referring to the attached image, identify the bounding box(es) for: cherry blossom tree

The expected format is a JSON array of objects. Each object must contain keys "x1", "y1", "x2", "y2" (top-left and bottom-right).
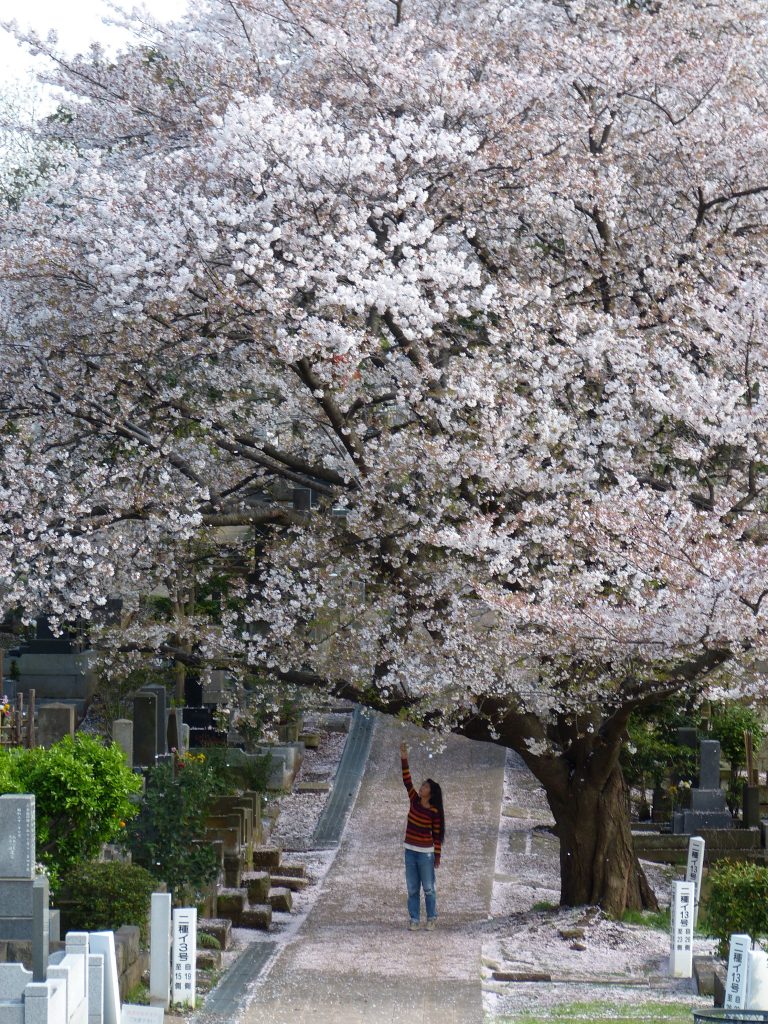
[{"x1": 2, "y1": 0, "x2": 768, "y2": 914}]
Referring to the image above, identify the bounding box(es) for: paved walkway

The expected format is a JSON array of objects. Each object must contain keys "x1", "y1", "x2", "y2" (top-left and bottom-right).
[{"x1": 243, "y1": 715, "x2": 506, "y2": 1024}]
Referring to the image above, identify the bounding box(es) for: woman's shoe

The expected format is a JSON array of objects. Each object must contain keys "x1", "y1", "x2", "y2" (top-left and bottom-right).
[
  {"x1": 426, "y1": 919, "x2": 437, "y2": 931},
  {"x1": 408, "y1": 920, "x2": 420, "y2": 931}
]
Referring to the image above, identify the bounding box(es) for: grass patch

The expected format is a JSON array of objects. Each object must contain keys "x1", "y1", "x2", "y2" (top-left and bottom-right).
[
  {"x1": 497, "y1": 999, "x2": 696, "y2": 1023},
  {"x1": 532, "y1": 900, "x2": 559, "y2": 912},
  {"x1": 620, "y1": 907, "x2": 671, "y2": 930},
  {"x1": 123, "y1": 981, "x2": 150, "y2": 1006}
]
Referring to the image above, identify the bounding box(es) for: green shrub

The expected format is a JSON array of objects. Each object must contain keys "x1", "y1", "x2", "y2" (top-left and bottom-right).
[
  {"x1": 705, "y1": 860, "x2": 768, "y2": 958},
  {"x1": 123, "y1": 752, "x2": 224, "y2": 903},
  {"x1": 709, "y1": 704, "x2": 764, "y2": 772},
  {"x1": 58, "y1": 861, "x2": 156, "y2": 945},
  {"x1": 198, "y1": 931, "x2": 221, "y2": 950},
  {"x1": 0, "y1": 735, "x2": 142, "y2": 890}
]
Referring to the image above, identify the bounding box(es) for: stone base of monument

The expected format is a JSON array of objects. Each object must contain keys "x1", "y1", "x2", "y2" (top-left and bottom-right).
[
  {"x1": 693, "y1": 955, "x2": 725, "y2": 998},
  {"x1": 634, "y1": 827, "x2": 763, "y2": 865}
]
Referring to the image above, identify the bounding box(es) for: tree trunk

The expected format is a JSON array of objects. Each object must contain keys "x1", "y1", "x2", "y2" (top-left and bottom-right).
[{"x1": 544, "y1": 760, "x2": 658, "y2": 917}]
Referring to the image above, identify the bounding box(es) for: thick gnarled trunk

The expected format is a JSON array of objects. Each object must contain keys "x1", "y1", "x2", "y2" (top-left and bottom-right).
[{"x1": 545, "y1": 761, "x2": 658, "y2": 917}]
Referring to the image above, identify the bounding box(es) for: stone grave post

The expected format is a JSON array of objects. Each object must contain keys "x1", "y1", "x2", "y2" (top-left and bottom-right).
[
  {"x1": 171, "y1": 908, "x2": 197, "y2": 1008},
  {"x1": 89, "y1": 951, "x2": 105, "y2": 1024},
  {"x1": 140, "y1": 686, "x2": 167, "y2": 758},
  {"x1": 669, "y1": 880, "x2": 695, "y2": 978},
  {"x1": 0, "y1": 794, "x2": 51, "y2": 981},
  {"x1": 149, "y1": 893, "x2": 171, "y2": 1009},
  {"x1": 111, "y1": 721, "x2": 133, "y2": 769},
  {"x1": 36, "y1": 703, "x2": 75, "y2": 749},
  {"x1": 89, "y1": 933, "x2": 121, "y2": 1024},
  {"x1": 132, "y1": 693, "x2": 158, "y2": 768},
  {"x1": 48, "y1": 931, "x2": 89, "y2": 1024},
  {"x1": 685, "y1": 836, "x2": 705, "y2": 927},
  {"x1": 725, "y1": 933, "x2": 752, "y2": 1010}
]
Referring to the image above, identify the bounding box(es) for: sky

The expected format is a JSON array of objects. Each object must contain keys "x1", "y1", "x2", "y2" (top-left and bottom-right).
[{"x1": 0, "y1": 0, "x2": 190, "y2": 90}]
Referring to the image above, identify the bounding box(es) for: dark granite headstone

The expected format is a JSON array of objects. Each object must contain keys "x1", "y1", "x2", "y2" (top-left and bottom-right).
[
  {"x1": 133, "y1": 692, "x2": 158, "y2": 767},
  {"x1": 743, "y1": 784, "x2": 761, "y2": 828},
  {"x1": 36, "y1": 703, "x2": 75, "y2": 749},
  {"x1": 700, "y1": 740, "x2": 721, "y2": 790},
  {"x1": 0, "y1": 795, "x2": 35, "y2": 879},
  {"x1": 141, "y1": 685, "x2": 168, "y2": 757}
]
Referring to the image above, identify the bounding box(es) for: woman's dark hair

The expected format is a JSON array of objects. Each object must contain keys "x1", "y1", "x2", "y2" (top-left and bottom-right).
[{"x1": 426, "y1": 779, "x2": 445, "y2": 842}]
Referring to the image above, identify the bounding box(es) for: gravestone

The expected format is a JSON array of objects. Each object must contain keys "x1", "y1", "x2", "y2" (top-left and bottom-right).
[
  {"x1": 725, "y1": 934, "x2": 752, "y2": 1010},
  {"x1": 171, "y1": 909, "x2": 197, "y2": 1008},
  {"x1": 48, "y1": 931, "x2": 89, "y2": 1024},
  {"x1": 672, "y1": 739, "x2": 732, "y2": 833},
  {"x1": 149, "y1": 894, "x2": 171, "y2": 1009},
  {"x1": 0, "y1": 795, "x2": 51, "y2": 982},
  {"x1": 669, "y1": 880, "x2": 695, "y2": 978},
  {"x1": 700, "y1": 740, "x2": 721, "y2": 789},
  {"x1": 132, "y1": 694, "x2": 157, "y2": 768},
  {"x1": 89, "y1": 933, "x2": 120, "y2": 1024},
  {"x1": 0, "y1": 795, "x2": 35, "y2": 879},
  {"x1": 685, "y1": 836, "x2": 706, "y2": 927},
  {"x1": 111, "y1": 721, "x2": 133, "y2": 768},
  {"x1": 3, "y1": 617, "x2": 98, "y2": 704},
  {"x1": 37, "y1": 703, "x2": 75, "y2": 749},
  {"x1": 88, "y1": 952, "x2": 104, "y2": 1024},
  {"x1": 140, "y1": 687, "x2": 167, "y2": 758}
]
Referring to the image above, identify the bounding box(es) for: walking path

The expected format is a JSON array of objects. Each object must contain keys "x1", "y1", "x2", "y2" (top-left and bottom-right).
[{"x1": 242, "y1": 715, "x2": 506, "y2": 1024}]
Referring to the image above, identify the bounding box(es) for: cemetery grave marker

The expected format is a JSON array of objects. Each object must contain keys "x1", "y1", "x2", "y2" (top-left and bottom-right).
[
  {"x1": 148, "y1": 894, "x2": 171, "y2": 1009},
  {"x1": 171, "y1": 909, "x2": 197, "y2": 1008},
  {"x1": 669, "y1": 880, "x2": 694, "y2": 978},
  {"x1": 685, "y1": 836, "x2": 705, "y2": 927},
  {"x1": 725, "y1": 933, "x2": 752, "y2": 1010}
]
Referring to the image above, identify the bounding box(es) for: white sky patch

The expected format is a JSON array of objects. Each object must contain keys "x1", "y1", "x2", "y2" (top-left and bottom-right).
[{"x1": 0, "y1": 0, "x2": 190, "y2": 90}]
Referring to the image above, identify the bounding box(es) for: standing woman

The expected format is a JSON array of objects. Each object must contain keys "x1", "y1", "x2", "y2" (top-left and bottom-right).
[{"x1": 400, "y1": 740, "x2": 445, "y2": 931}]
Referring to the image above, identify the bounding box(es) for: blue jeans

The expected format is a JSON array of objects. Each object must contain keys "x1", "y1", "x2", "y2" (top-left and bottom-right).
[{"x1": 404, "y1": 848, "x2": 436, "y2": 922}]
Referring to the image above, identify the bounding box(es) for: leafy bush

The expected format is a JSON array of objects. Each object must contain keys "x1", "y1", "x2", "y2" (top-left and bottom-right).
[
  {"x1": 0, "y1": 735, "x2": 142, "y2": 890},
  {"x1": 58, "y1": 861, "x2": 156, "y2": 944},
  {"x1": 705, "y1": 860, "x2": 768, "y2": 958},
  {"x1": 709, "y1": 703, "x2": 764, "y2": 773},
  {"x1": 123, "y1": 752, "x2": 225, "y2": 903},
  {"x1": 198, "y1": 931, "x2": 222, "y2": 950}
]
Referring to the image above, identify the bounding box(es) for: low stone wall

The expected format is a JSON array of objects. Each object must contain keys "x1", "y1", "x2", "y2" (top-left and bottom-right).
[{"x1": 633, "y1": 826, "x2": 763, "y2": 864}]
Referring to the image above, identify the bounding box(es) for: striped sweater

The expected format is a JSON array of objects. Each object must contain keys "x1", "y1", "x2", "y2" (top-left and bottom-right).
[{"x1": 402, "y1": 758, "x2": 442, "y2": 866}]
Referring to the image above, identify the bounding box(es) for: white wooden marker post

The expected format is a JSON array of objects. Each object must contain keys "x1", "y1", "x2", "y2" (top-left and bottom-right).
[
  {"x1": 725, "y1": 933, "x2": 752, "y2": 1010},
  {"x1": 171, "y1": 908, "x2": 197, "y2": 1008},
  {"x1": 149, "y1": 893, "x2": 171, "y2": 1009},
  {"x1": 685, "y1": 836, "x2": 705, "y2": 927},
  {"x1": 669, "y1": 880, "x2": 695, "y2": 978}
]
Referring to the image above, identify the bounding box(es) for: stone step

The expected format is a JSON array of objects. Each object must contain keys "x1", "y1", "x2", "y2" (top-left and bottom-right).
[
  {"x1": 271, "y1": 874, "x2": 309, "y2": 893},
  {"x1": 197, "y1": 948, "x2": 222, "y2": 971},
  {"x1": 276, "y1": 863, "x2": 306, "y2": 879},
  {"x1": 299, "y1": 733, "x2": 321, "y2": 749},
  {"x1": 252, "y1": 846, "x2": 282, "y2": 870},
  {"x1": 239, "y1": 903, "x2": 272, "y2": 930},
  {"x1": 296, "y1": 781, "x2": 330, "y2": 794},
  {"x1": 216, "y1": 889, "x2": 247, "y2": 921},
  {"x1": 198, "y1": 918, "x2": 232, "y2": 951},
  {"x1": 242, "y1": 871, "x2": 271, "y2": 903},
  {"x1": 268, "y1": 887, "x2": 293, "y2": 913}
]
